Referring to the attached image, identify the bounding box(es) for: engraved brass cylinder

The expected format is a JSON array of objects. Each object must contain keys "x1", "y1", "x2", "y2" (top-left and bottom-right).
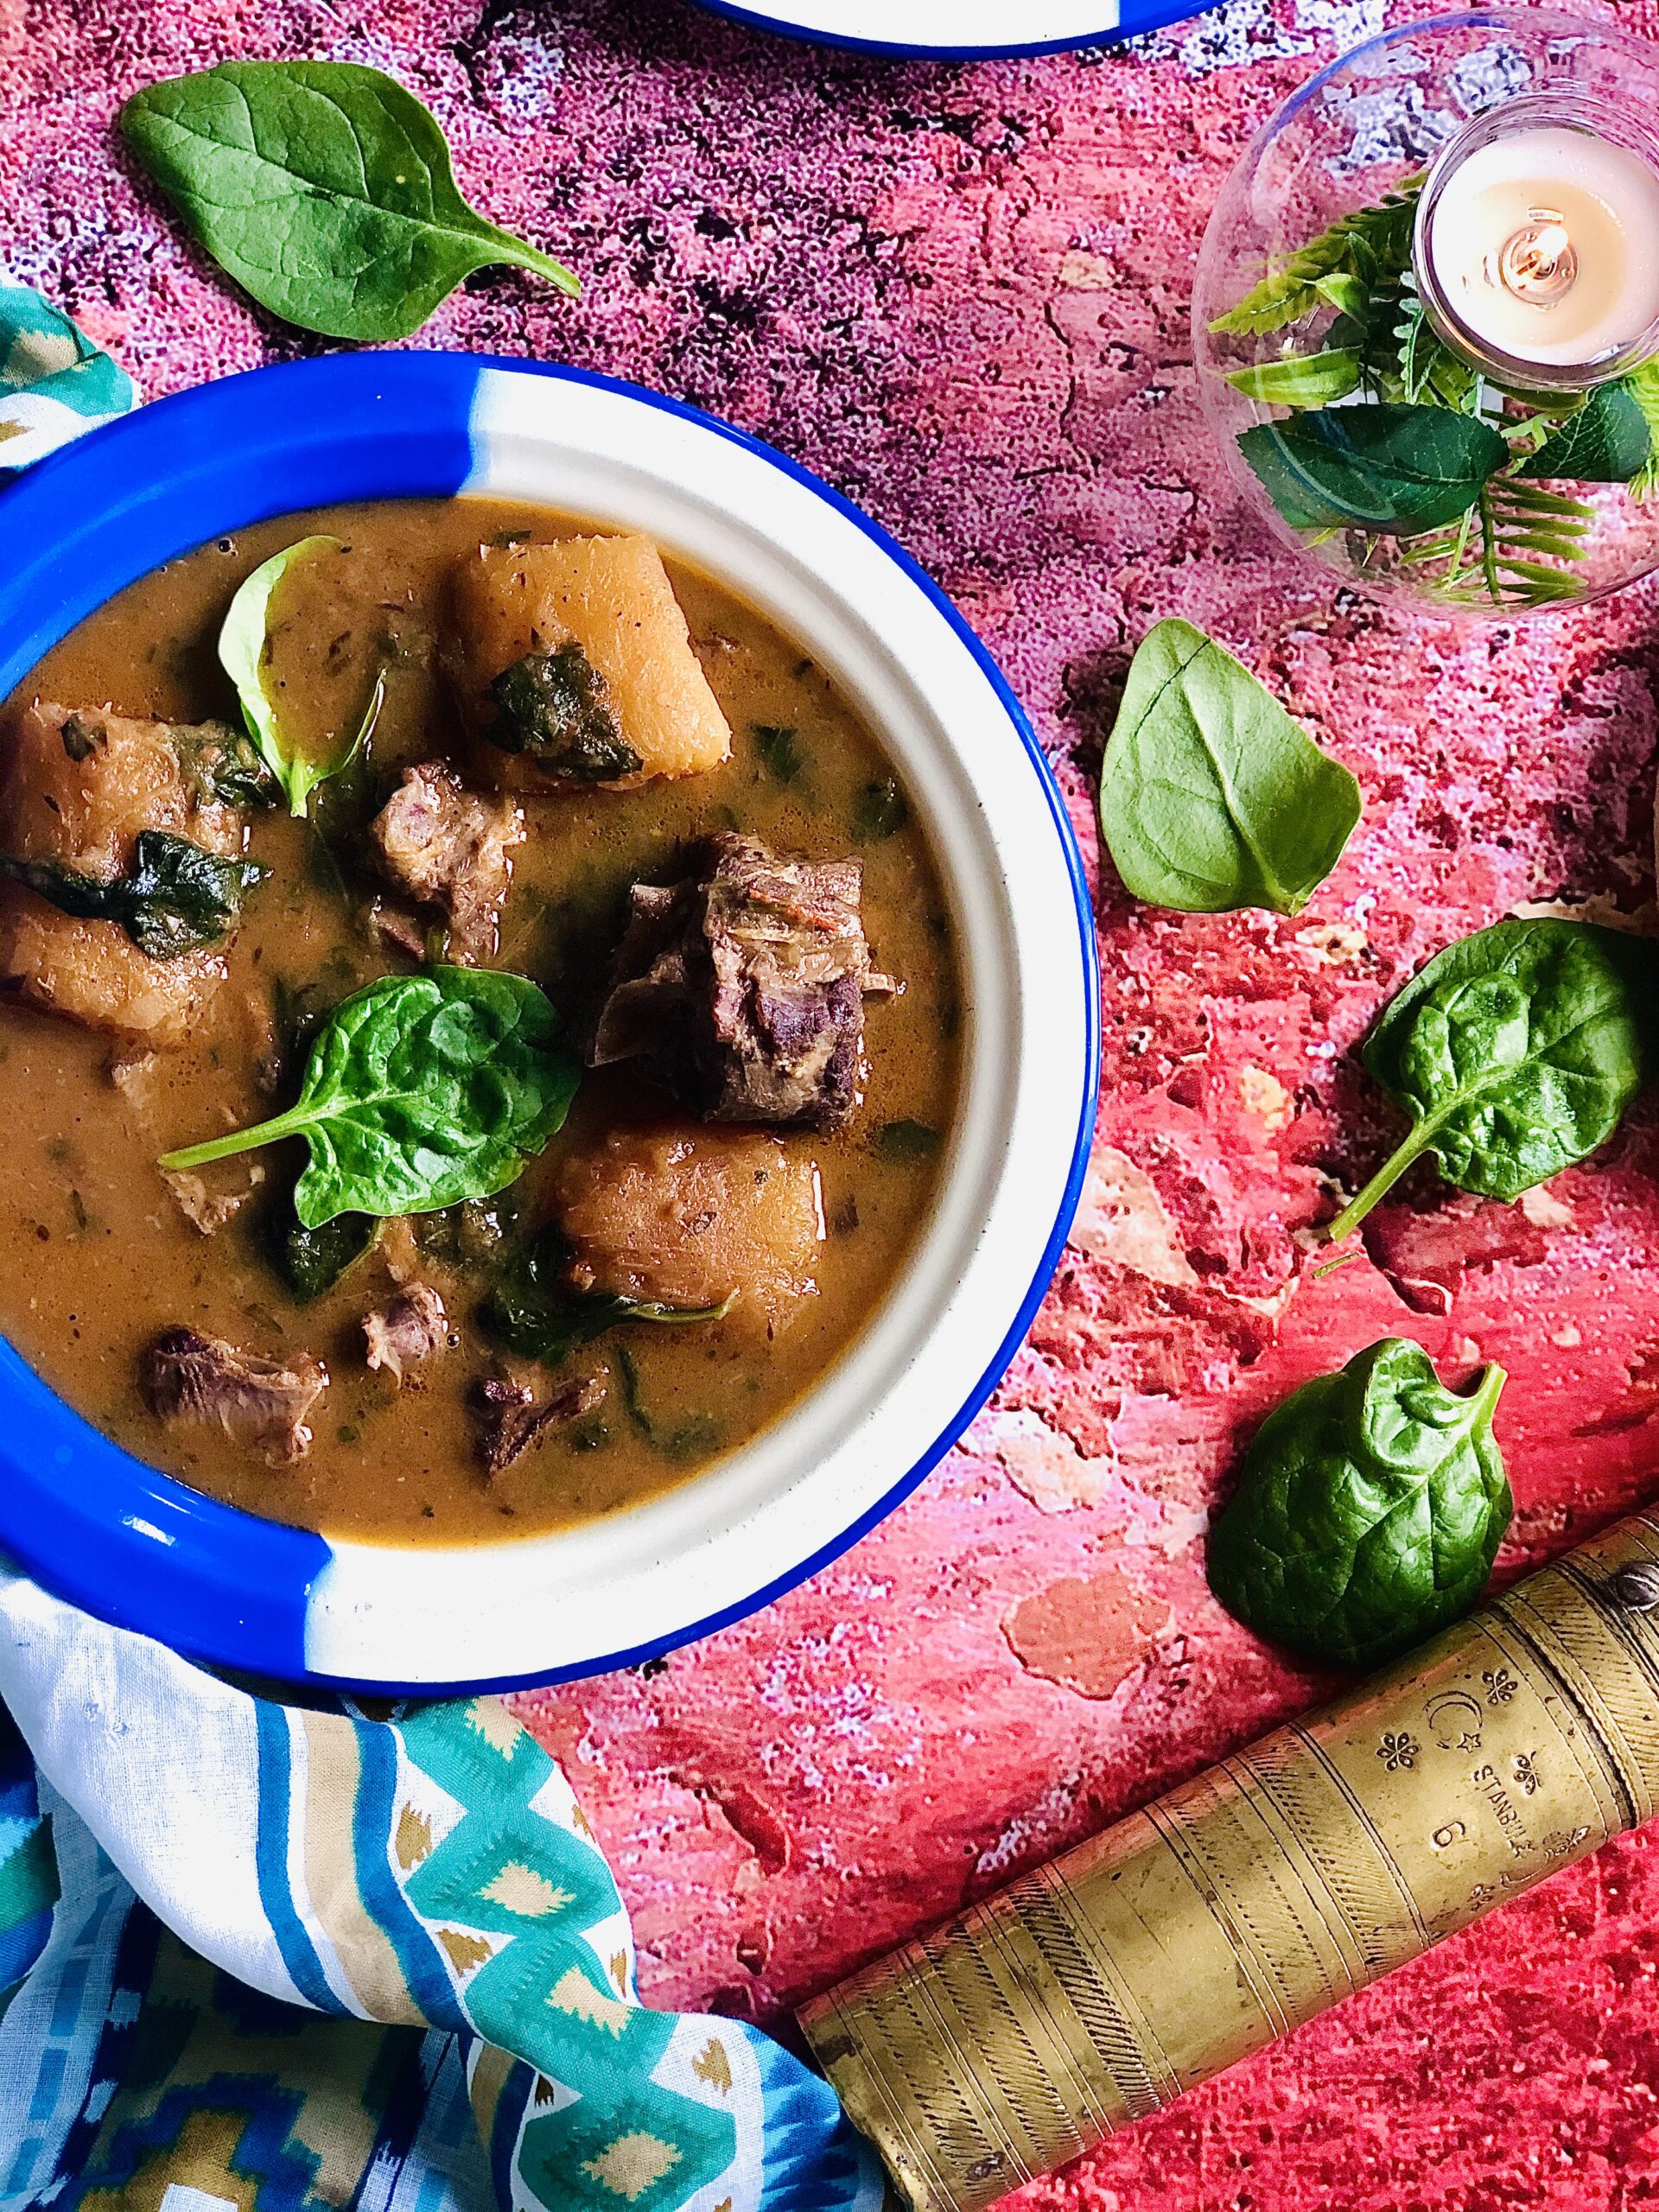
[{"x1": 800, "y1": 1512, "x2": 1659, "y2": 2212}]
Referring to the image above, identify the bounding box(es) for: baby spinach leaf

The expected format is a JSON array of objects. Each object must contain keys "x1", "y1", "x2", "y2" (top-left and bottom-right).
[
  {"x1": 120, "y1": 60, "x2": 579, "y2": 342},
  {"x1": 1520, "y1": 385, "x2": 1652, "y2": 482},
  {"x1": 270, "y1": 1201, "x2": 378, "y2": 1303},
  {"x1": 219, "y1": 536, "x2": 385, "y2": 817},
  {"x1": 486, "y1": 647, "x2": 640, "y2": 780},
  {"x1": 1, "y1": 831, "x2": 267, "y2": 958},
  {"x1": 1097, "y1": 619, "x2": 1360, "y2": 917},
  {"x1": 1239, "y1": 404, "x2": 1509, "y2": 535},
  {"x1": 158, "y1": 967, "x2": 581, "y2": 1228},
  {"x1": 852, "y1": 777, "x2": 907, "y2": 842},
  {"x1": 484, "y1": 1224, "x2": 734, "y2": 1363},
  {"x1": 872, "y1": 1118, "x2": 939, "y2": 1160},
  {"x1": 1225, "y1": 349, "x2": 1363, "y2": 409},
  {"x1": 1328, "y1": 918, "x2": 1656, "y2": 1242},
  {"x1": 174, "y1": 722, "x2": 282, "y2": 811},
  {"x1": 753, "y1": 723, "x2": 802, "y2": 783},
  {"x1": 1208, "y1": 1338, "x2": 1510, "y2": 1669}
]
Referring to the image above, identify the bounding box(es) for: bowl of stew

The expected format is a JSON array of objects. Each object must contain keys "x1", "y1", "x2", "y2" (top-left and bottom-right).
[{"x1": 0, "y1": 353, "x2": 1097, "y2": 1692}]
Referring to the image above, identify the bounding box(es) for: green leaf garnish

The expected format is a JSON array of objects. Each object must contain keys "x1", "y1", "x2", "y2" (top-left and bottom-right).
[
  {"x1": 1327, "y1": 918, "x2": 1656, "y2": 1242},
  {"x1": 158, "y1": 967, "x2": 581, "y2": 1228},
  {"x1": 1239, "y1": 404, "x2": 1509, "y2": 536},
  {"x1": 120, "y1": 60, "x2": 579, "y2": 342},
  {"x1": 484, "y1": 1223, "x2": 734, "y2": 1363},
  {"x1": 0, "y1": 830, "x2": 267, "y2": 958},
  {"x1": 1207, "y1": 1338, "x2": 1510, "y2": 1669},
  {"x1": 219, "y1": 536, "x2": 385, "y2": 817},
  {"x1": 1097, "y1": 620, "x2": 1360, "y2": 918}
]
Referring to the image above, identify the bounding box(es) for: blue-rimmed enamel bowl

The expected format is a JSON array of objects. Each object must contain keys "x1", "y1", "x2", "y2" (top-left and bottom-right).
[
  {"x1": 0, "y1": 353, "x2": 1097, "y2": 1694},
  {"x1": 683, "y1": 0, "x2": 1196, "y2": 59}
]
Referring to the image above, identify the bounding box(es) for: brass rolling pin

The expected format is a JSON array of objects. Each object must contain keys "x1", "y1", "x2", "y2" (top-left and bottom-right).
[{"x1": 801, "y1": 1510, "x2": 1659, "y2": 2212}]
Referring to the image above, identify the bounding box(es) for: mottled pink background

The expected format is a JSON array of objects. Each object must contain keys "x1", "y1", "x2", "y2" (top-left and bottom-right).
[{"x1": 11, "y1": 0, "x2": 1659, "y2": 2202}]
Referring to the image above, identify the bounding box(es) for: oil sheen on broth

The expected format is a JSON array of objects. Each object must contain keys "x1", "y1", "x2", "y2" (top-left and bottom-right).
[{"x1": 0, "y1": 500, "x2": 961, "y2": 1544}]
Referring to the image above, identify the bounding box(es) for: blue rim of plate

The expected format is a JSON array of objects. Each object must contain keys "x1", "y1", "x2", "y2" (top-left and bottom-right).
[
  {"x1": 0, "y1": 351, "x2": 1099, "y2": 1694},
  {"x1": 682, "y1": 0, "x2": 1204, "y2": 60}
]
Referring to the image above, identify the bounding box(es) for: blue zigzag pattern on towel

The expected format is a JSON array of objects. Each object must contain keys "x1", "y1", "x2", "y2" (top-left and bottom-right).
[{"x1": 397, "y1": 1702, "x2": 737, "y2": 2210}]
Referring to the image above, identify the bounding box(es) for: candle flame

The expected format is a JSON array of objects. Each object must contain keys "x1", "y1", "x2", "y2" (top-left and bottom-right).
[{"x1": 1493, "y1": 209, "x2": 1579, "y2": 308}]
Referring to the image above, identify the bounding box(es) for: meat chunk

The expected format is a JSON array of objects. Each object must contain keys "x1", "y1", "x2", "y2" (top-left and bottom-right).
[
  {"x1": 367, "y1": 762, "x2": 524, "y2": 965},
  {"x1": 472, "y1": 1370, "x2": 604, "y2": 1475},
  {"x1": 0, "y1": 702, "x2": 251, "y2": 1042},
  {"x1": 591, "y1": 832, "x2": 895, "y2": 1130},
  {"x1": 363, "y1": 1284, "x2": 449, "y2": 1382},
  {"x1": 162, "y1": 1162, "x2": 267, "y2": 1236},
  {"x1": 552, "y1": 1126, "x2": 823, "y2": 1327},
  {"x1": 448, "y1": 537, "x2": 732, "y2": 788},
  {"x1": 139, "y1": 1326, "x2": 327, "y2": 1465}
]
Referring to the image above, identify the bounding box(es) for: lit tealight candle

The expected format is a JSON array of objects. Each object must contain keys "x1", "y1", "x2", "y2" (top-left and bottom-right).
[{"x1": 1421, "y1": 122, "x2": 1659, "y2": 376}]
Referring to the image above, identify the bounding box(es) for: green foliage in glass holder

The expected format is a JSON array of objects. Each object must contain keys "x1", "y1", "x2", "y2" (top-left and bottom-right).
[{"x1": 1212, "y1": 176, "x2": 1657, "y2": 610}]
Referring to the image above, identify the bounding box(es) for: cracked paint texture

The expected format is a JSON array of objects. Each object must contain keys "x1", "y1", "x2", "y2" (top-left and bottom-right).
[{"x1": 10, "y1": 0, "x2": 1659, "y2": 2202}]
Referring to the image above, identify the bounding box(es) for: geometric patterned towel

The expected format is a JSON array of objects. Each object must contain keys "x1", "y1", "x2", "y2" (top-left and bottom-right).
[
  {"x1": 0, "y1": 278, "x2": 134, "y2": 476},
  {"x1": 0, "y1": 1570, "x2": 887, "y2": 2211},
  {"x1": 0, "y1": 283, "x2": 888, "y2": 2212}
]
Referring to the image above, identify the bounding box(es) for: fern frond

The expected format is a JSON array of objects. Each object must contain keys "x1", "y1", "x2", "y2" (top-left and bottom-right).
[
  {"x1": 1209, "y1": 176, "x2": 1424, "y2": 339},
  {"x1": 1393, "y1": 283, "x2": 1478, "y2": 412},
  {"x1": 1403, "y1": 474, "x2": 1592, "y2": 609}
]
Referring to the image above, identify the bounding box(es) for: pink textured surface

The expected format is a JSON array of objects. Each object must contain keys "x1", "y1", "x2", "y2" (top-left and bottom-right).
[{"x1": 11, "y1": 0, "x2": 1659, "y2": 2202}]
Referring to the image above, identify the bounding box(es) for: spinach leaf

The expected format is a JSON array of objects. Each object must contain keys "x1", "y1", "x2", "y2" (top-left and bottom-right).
[
  {"x1": 872, "y1": 1118, "x2": 939, "y2": 1160},
  {"x1": 271, "y1": 1203, "x2": 378, "y2": 1302},
  {"x1": 484, "y1": 1224, "x2": 734, "y2": 1363},
  {"x1": 219, "y1": 536, "x2": 385, "y2": 817},
  {"x1": 486, "y1": 647, "x2": 640, "y2": 780},
  {"x1": 613, "y1": 1343, "x2": 723, "y2": 1461},
  {"x1": 1097, "y1": 619, "x2": 1360, "y2": 917},
  {"x1": 853, "y1": 777, "x2": 907, "y2": 842},
  {"x1": 1520, "y1": 385, "x2": 1652, "y2": 482},
  {"x1": 1225, "y1": 349, "x2": 1362, "y2": 408},
  {"x1": 1239, "y1": 404, "x2": 1509, "y2": 535},
  {"x1": 1, "y1": 831, "x2": 267, "y2": 958},
  {"x1": 120, "y1": 60, "x2": 578, "y2": 341},
  {"x1": 174, "y1": 722, "x2": 282, "y2": 810},
  {"x1": 1328, "y1": 918, "x2": 1656, "y2": 1242},
  {"x1": 1207, "y1": 1338, "x2": 1510, "y2": 1669},
  {"x1": 753, "y1": 723, "x2": 801, "y2": 783},
  {"x1": 158, "y1": 966, "x2": 581, "y2": 1227}
]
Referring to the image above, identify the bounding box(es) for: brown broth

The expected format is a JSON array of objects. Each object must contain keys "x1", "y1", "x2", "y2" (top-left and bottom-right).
[{"x1": 0, "y1": 499, "x2": 961, "y2": 1545}]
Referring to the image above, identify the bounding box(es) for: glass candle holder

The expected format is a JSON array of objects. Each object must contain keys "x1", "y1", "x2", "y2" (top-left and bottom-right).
[{"x1": 1193, "y1": 10, "x2": 1659, "y2": 618}]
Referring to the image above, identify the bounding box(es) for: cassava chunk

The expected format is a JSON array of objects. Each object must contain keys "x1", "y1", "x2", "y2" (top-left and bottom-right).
[
  {"x1": 591, "y1": 831, "x2": 895, "y2": 1131},
  {"x1": 552, "y1": 1127, "x2": 823, "y2": 1327},
  {"x1": 140, "y1": 1325, "x2": 327, "y2": 1465},
  {"x1": 367, "y1": 762, "x2": 524, "y2": 964},
  {"x1": 0, "y1": 702, "x2": 249, "y2": 1041},
  {"x1": 448, "y1": 536, "x2": 732, "y2": 787}
]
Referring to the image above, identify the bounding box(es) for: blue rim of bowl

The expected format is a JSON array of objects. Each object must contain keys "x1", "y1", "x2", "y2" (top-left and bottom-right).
[
  {"x1": 683, "y1": 0, "x2": 1201, "y2": 59},
  {"x1": 0, "y1": 351, "x2": 1099, "y2": 1694}
]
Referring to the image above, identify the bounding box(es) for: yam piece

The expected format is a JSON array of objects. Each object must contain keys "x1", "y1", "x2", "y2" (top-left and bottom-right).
[
  {"x1": 448, "y1": 536, "x2": 732, "y2": 788},
  {"x1": 552, "y1": 1126, "x2": 824, "y2": 1327},
  {"x1": 0, "y1": 702, "x2": 246, "y2": 1041}
]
